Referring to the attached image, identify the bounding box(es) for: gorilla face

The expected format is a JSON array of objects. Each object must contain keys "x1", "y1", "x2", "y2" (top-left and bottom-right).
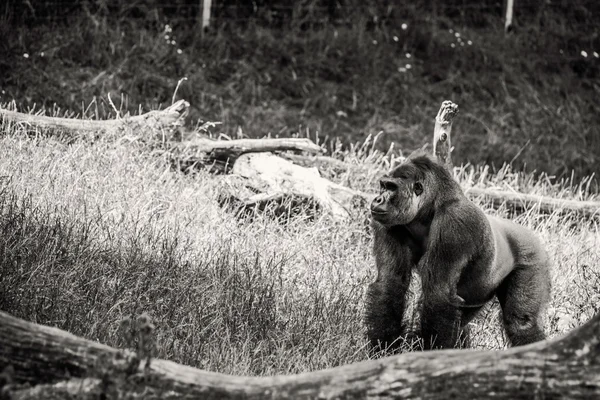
[{"x1": 371, "y1": 167, "x2": 424, "y2": 227}]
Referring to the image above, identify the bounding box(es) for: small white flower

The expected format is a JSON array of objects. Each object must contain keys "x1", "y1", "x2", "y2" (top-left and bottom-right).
[
  {"x1": 451, "y1": 43, "x2": 456, "y2": 48},
  {"x1": 398, "y1": 67, "x2": 407, "y2": 73},
  {"x1": 165, "y1": 34, "x2": 170, "y2": 40},
  {"x1": 171, "y1": 40, "x2": 176, "y2": 45},
  {"x1": 40, "y1": 51, "x2": 45, "y2": 57},
  {"x1": 594, "y1": 51, "x2": 599, "y2": 58},
  {"x1": 372, "y1": 40, "x2": 378, "y2": 45},
  {"x1": 581, "y1": 50, "x2": 588, "y2": 57},
  {"x1": 23, "y1": 53, "x2": 29, "y2": 58},
  {"x1": 455, "y1": 32, "x2": 461, "y2": 38},
  {"x1": 177, "y1": 49, "x2": 183, "y2": 54},
  {"x1": 405, "y1": 64, "x2": 412, "y2": 69},
  {"x1": 401, "y1": 23, "x2": 408, "y2": 30},
  {"x1": 467, "y1": 40, "x2": 473, "y2": 45},
  {"x1": 405, "y1": 53, "x2": 411, "y2": 58},
  {"x1": 393, "y1": 35, "x2": 399, "y2": 42},
  {"x1": 449, "y1": 29, "x2": 454, "y2": 33}
]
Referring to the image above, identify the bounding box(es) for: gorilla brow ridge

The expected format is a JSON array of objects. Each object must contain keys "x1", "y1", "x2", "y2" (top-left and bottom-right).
[{"x1": 409, "y1": 156, "x2": 461, "y2": 193}]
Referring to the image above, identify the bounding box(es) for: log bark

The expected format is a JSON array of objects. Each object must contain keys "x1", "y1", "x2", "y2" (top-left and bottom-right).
[
  {"x1": 432, "y1": 100, "x2": 458, "y2": 167},
  {"x1": 1, "y1": 310, "x2": 599, "y2": 399},
  {"x1": 178, "y1": 138, "x2": 322, "y2": 158},
  {"x1": 0, "y1": 100, "x2": 189, "y2": 136}
]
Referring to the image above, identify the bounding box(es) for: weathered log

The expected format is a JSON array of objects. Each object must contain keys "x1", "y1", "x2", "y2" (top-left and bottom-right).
[
  {"x1": 432, "y1": 100, "x2": 458, "y2": 167},
  {"x1": 466, "y1": 187, "x2": 600, "y2": 219},
  {"x1": 1, "y1": 310, "x2": 599, "y2": 399},
  {"x1": 176, "y1": 138, "x2": 324, "y2": 174},
  {"x1": 178, "y1": 138, "x2": 323, "y2": 157},
  {"x1": 0, "y1": 100, "x2": 189, "y2": 136}
]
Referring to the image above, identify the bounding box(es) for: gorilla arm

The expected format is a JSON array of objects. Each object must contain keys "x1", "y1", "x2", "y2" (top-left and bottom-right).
[
  {"x1": 365, "y1": 223, "x2": 418, "y2": 350},
  {"x1": 418, "y1": 204, "x2": 482, "y2": 349}
]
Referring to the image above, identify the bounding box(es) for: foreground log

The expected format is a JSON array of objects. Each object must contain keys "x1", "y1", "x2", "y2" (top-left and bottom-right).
[
  {"x1": 0, "y1": 100, "x2": 189, "y2": 136},
  {"x1": 1, "y1": 311, "x2": 599, "y2": 399}
]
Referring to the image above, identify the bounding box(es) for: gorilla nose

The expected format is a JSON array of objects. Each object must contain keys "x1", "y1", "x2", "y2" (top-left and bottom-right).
[{"x1": 371, "y1": 196, "x2": 386, "y2": 214}]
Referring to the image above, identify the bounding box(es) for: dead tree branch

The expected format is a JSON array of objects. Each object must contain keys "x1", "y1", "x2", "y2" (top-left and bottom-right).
[{"x1": 433, "y1": 100, "x2": 458, "y2": 167}]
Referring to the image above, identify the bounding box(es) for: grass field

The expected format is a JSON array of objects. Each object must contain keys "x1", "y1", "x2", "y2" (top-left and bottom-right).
[{"x1": 0, "y1": 106, "x2": 599, "y2": 378}]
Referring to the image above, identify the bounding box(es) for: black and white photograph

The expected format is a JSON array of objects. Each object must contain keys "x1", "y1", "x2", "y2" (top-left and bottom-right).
[{"x1": 1, "y1": 0, "x2": 599, "y2": 398}]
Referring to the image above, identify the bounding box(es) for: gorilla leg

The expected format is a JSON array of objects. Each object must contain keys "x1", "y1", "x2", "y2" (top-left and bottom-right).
[{"x1": 497, "y1": 264, "x2": 551, "y2": 346}]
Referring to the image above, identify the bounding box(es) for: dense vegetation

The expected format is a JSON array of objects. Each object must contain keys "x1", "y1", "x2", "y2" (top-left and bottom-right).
[{"x1": 1, "y1": 0, "x2": 599, "y2": 178}]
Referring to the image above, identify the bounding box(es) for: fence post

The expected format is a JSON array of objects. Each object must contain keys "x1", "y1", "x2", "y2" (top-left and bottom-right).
[
  {"x1": 504, "y1": 0, "x2": 514, "y2": 32},
  {"x1": 201, "y1": 0, "x2": 212, "y2": 31}
]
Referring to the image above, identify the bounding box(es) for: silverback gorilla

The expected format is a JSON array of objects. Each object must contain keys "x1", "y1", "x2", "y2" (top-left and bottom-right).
[{"x1": 365, "y1": 153, "x2": 551, "y2": 350}]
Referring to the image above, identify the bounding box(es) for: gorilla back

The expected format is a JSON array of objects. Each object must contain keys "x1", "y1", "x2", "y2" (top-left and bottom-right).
[{"x1": 366, "y1": 153, "x2": 551, "y2": 350}]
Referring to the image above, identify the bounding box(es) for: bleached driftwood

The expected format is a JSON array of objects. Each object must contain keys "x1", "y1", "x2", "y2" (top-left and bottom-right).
[
  {"x1": 0, "y1": 100, "x2": 189, "y2": 136},
  {"x1": 1, "y1": 310, "x2": 599, "y2": 399},
  {"x1": 230, "y1": 153, "x2": 365, "y2": 221}
]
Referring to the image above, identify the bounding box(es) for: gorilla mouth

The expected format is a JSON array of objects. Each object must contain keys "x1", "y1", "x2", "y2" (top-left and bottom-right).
[{"x1": 371, "y1": 210, "x2": 396, "y2": 224}]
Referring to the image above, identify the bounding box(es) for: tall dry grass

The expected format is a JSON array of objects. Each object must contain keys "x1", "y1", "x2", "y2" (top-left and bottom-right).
[{"x1": 0, "y1": 107, "x2": 598, "y2": 377}]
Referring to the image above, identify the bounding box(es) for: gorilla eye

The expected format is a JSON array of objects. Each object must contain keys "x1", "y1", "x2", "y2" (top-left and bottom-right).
[{"x1": 414, "y1": 182, "x2": 423, "y2": 196}]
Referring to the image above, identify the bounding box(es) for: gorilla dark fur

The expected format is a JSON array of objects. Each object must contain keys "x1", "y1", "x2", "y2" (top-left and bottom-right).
[{"x1": 365, "y1": 153, "x2": 551, "y2": 350}]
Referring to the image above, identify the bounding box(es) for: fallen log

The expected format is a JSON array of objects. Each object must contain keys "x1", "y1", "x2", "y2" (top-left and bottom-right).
[
  {"x1": 1, "y1": 310, "x2": 599, "y2": 399},
  {"x1": 466, "y1": 187, "x2": 600, "y2": 219},
  {"x1": 177, "y1": 137, "x2": 323, "y2": 156},
  {"x1": 0, "y1": 100, "x2": 189, "y2": 136},
  {"x1": 176, "y1": 137, "x2": 324, "y2": 174}
]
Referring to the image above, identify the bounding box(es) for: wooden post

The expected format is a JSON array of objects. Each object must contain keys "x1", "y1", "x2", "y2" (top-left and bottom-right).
[
  {"x1": 202, "y1": 0, "x2": 212, "y2": 31},
  {"x1": 505, "y1": 0, "x2": 514, "y2": 32}
]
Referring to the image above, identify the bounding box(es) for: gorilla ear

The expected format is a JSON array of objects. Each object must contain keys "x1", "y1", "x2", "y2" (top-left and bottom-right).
[{"x1": 414, "y1": 182, "x2": 423, "y2": 196}]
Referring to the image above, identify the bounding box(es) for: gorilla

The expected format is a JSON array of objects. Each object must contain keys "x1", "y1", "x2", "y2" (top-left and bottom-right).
[{"x1": 365, "y1": 153, "x2": 551, "y2": 350}]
